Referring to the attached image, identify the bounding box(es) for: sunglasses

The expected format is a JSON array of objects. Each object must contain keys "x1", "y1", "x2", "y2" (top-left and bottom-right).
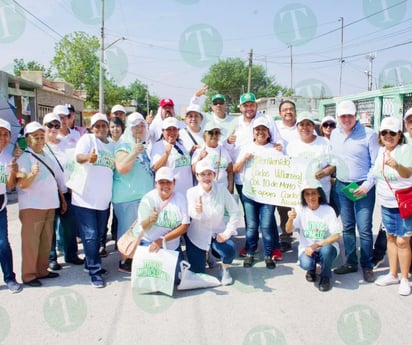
[
  {"x1": 212, "y1": 100, "x2": 225, "y2": 106},
  {"x1": 207, "y1": 130, "x2": 221, "y2": 136},
  {"x1": 322, "y1": 122, "x2": 336, "y2": 129},
  {"x1": 46, "y1": 123, "x2": 61, "y2": 129},
  {"x1": 380, "y1": 130, "x2": 397, "y2": 137}
]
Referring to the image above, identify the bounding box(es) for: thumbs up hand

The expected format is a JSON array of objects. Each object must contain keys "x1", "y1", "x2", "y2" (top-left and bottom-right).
[
  {"x1": 149, "y1": 207, "x2": 158, "y2": 224},
  {"x1": 227, "y1": 129, "x2": 236, "y2": 144},
  {"x1": 88, "y1": 148, "x2": 98, "y2": 163},
  {"x1": 288, "y1": 208, "x2": 297, "y2": 220},
  {"x1": 31, "y1": 161, "x2": 40, "y2": 177},
  {"x1": 195, "y1": 195, "x2": 203, "y2": 214}
]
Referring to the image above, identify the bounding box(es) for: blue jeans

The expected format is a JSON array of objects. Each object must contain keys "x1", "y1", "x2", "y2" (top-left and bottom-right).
[
  {"x1": 49, "y1": 193, "x2": 80, "y2": 262},
  {"x1": 243, "y1": 195, "x2": 277, "y2": 257},
  {"x1": 299, "y1": 245, "x2": 337, "y2": 278},
  {"x1": 184, "y1": 235, "x2": 237, "y2": 273},
  {"x1": 0, "y1": 207, "x2": 16, "y2": 283},
  {"x1": 334, "y1": 181, "x2": 375, "y2": 269},
  {"x1": 113, "y1": 199, "x2": 140, "y2": 240},
  {"x1": 72, "y1": 205, "x2": 109, "y2": 277}
]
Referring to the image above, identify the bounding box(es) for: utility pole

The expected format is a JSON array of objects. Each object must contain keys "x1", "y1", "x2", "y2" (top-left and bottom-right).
[
  {"x1": 99, "y1": 0, "x2": 105, "y2": 113},
  {"x1": 365, "y1": 52, "x2": 377, "y2": 91},
  {"x1": 247, "y1": 49, "x2": 253, "y2": 93},
  {"x1": 339, "y1": 17, "x2": 344, "y2": 96},
  {"x1": 146, "y1": 90, "x2": 150, "y2": 116},
  {"x1": 289, "y1": 45, "x2": 293, "y2": 91}
]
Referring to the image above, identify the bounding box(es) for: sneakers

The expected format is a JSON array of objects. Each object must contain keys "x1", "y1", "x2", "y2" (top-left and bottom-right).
[
  {"x1": 118, "y1": 259, "x2": 132, "y2": 273},
  {"x1": 221, "y1": 269, "x2": 233, "y2": 286},
  {"x1": 6, "y1": 280, "x2": 23, "y2": 293},
  {"x1": 334, "y1": 264, "x2": 358, "y2": 275},
  {"x1": 49, "y1": 260, "x2": 62, "y2": 271},
  {"x1": 375, "y1": 273, "x2": 399, "y2": 286},
  {"x1": 91, "y1": 275, "x2": 106, "y2": 288},
  {"x1": 372, "y1": 257, "x2": 385, "y2": 270},
  {"x1": 264, "y1": 256, "x2": 276, "y2": 269},
  {"x1": 243, "y1": 255, "x2": 254, "y2": 267},
  {"x1": 362, "y1": 268, "x2": 375, "y2": 283},
  {"x1": 398, "y1": 278, "x2": 411, "y2": 296},
  {"x1": 239, "y1": 246, "x2": 258, "y2": 257},
  {"x1": 99, "y1": 248, "x2": 108, "y2": 257},
  {"x1": 280, "y1": 242, "x2": 293, "y2": 253},
  {"x1": 305, "y1": 270, "x2": 316, "y2": 282},
  {"x1": 318, "y1": 277, "x2": 331, "y2": 292},
  {"x1": 271, "y1": 249, "x2": 283, "y2": 261}
]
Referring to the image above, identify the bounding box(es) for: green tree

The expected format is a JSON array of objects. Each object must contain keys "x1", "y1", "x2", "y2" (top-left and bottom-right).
[
  {"x1": 51, "y1": 31, "x2": 100, "y2": 108},
  {"x1": 201, "y1": 58, "x2": 292, "y2": 112},
  {"x1": 13, "y1": 58, "x2": 52, "y2": 78}
]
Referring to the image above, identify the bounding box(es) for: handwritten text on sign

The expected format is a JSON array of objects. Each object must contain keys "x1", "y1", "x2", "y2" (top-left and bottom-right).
[{"x1": 243, "y1": 153, "x2": 310, "y2": 207}]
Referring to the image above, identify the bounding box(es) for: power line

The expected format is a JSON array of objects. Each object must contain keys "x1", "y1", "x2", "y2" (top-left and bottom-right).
[{"x1": 12, "y1": 0, "x2": 64, "y2": 39}]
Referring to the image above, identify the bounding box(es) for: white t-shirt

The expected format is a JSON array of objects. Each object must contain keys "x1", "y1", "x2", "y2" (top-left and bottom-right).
[
  {"x1": 231, "y1": 113, "x2": 282, "y2": 184},
  {"x1": 292, "y1": 204, "x2": 342, "y2": 257},
  {"x1": 138, "y1": 189, "x2": 190, "y2": 250},
  {"x1": 192, "y1": 145, "x2": 232, "y2": 189},
  {"x1": 286, "y1": 136, "x2": 332, "y2": 201},
  {"x1": 57, "y1": 128, "x2": 80, "y2": 149},
  {"x1": 0, "y1": 149, "x2": 12, "y2": 211},
  {"x1": 71, "y1": 134, "x2": 114, "y2": 210},
  {"x1": 179, "y1": 127, "x2": 204, "y2": 153},
  {"x1": 150, "y1": 140, "x2": 193, "y2": 195},
  {"x1": 16, "y1": 149, "x2": 62, "y2": 210},
  {"x1": 186, "y1": 183, "x2": 241, "y2": 250},
  {"x1": 44, "y1": 141, "x2": 72, "y2": 193},
  {"x1": 373, "y1": 145, "x2": 412, "y2": 208}
]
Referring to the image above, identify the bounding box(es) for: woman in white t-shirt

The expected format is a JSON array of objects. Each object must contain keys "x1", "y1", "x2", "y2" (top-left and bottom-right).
[
  {"x1": 179, "y1": 104, "x2": 204, "y2": 156},
  {"x1": 16, "y1": 121, "x2": 67, "y2": 287},
  {"x1": 286, "y1": 181, "x2": 341, "y2": 292},
  {"x1": 372, "y1": 117, "x2": 412, "y2": 296},
  {"x1": 71, "y1": 113, "x2": 114, "y2": 288},
  {"x1": 151, "y1": 117, "x2": 193, "y2": 195},
  {"x1": 192, "y1": 122, "x2": 234, "y2": 192}
]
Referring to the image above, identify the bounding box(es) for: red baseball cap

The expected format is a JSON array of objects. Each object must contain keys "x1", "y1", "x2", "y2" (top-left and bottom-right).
[{"x1": 159, "y1": 98, "x2": 174, "y2": 107}]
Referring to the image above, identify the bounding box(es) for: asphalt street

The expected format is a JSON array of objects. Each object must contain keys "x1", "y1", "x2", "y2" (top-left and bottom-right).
[{"x1": 0, "y1": 191, "x2": 411, "y2": 345}]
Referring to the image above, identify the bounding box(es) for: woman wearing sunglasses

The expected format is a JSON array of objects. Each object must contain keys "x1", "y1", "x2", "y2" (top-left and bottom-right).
[
  {"x1": 320, "y1": 116, "x2": 336, "y2": 140},
  {"x1": 43, "y1": 113, "x2": 83, "y2": 272},
  {"x1": 372, "y1": 117, "x2": 412, "y2": 296}
]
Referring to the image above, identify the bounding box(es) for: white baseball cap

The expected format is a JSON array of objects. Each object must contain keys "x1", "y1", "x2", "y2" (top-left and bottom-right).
[
  {"x1": 91, "y1": 113, "x2": 109, "y2": 127},
  {"x1": 126, "y1": 112, "x2": 145, "y2": 127},
  {"x1": 195, "y1": 159, "x2": 215, "y2": 174},
  {"x1": 336, "y1": 100, "x2": 356, "y2": 116},
  {"x1": 0, "y1": 119, "x2": 11, "y2": 132},
  {"x1": 404, "y1": 108, "x2": 412, "y2": 121},
  {"x1": 43, "y1": 112, "x2": 61, "y2": 125},
  {"x1": 24, "y1": 121, "x2": 45, "y2": 136},
  {"x1": 111, "y1": 104, "x2": 126, "y2": 114},
  {"x1": 53, "y1": 104, "x2": 70, "y2": 116},
  {"x1": 162, "y1": 117, "x2": 179, "y2": 129},
  {"x1": 155, "y1": 166, "x2": 175, "y2": 182},
  {"x1": 380, "y1": 117, "x2": 401, "y2": 132},
  {"x1": 252, "y1": 117, "x2": 270, "y2": 129}
]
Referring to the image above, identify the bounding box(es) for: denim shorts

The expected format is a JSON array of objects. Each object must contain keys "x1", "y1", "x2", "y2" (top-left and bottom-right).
[{"x1": 381, "y1": 206, "x2": 412, "y2": 237}]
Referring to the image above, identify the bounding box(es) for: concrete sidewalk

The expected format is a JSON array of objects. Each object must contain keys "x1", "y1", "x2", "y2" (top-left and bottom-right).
[{"x1": 0, "y1": 192, "x2": 411, "y2": 345}]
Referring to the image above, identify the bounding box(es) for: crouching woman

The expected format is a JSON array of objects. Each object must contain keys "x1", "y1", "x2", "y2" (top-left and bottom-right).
[{"x1": 286, "y1": 181, "x2": 341, "y2": 292}]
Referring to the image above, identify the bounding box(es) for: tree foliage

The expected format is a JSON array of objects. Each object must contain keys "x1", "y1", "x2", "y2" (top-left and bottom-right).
[
  {"x1": 201, "y1": 58, "x2": 292, "y2": 112},
  {"x1": 13, "y1": 58, "x2": 52, "y2": 78},
  {"x1": 51, "y1": 31, "x2": 100, "y2": 108}
]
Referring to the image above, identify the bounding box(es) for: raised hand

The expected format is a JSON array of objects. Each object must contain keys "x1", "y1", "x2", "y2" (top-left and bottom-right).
[
  {"x1": 88, "y1": 148, "x2": 98, "y2": 163},
  {"x1": 195, "y1": 195, "x2": 203, "y2": 214}
]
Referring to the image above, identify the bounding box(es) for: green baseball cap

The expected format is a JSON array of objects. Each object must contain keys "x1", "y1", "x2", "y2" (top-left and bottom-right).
[
  {"x1": 212, "y1": 94, "x2": 226, "y2": 102},
  {"x1": 240, "y1": 92, "x2": 256, "y2": 105}
]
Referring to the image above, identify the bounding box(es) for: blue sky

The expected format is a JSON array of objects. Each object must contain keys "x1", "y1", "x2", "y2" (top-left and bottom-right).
[{"x1": 1, "y1": 0, "x2": 411, "y2": 110}]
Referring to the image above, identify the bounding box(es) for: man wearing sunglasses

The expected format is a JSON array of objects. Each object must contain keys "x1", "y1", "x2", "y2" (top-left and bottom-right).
[
  {"x1": 330, "y1": 100, "x2": 379, "y2": 283},
  {"x1": 190, "y1": 87, "x2": 237, "y2": 144}
]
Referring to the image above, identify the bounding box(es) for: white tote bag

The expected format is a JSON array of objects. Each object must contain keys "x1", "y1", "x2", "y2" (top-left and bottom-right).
[
  {"x1": 177, "y1": 261, "x2": 221, "y2": 290},
  {"x1": 131, "y1": 244, "x2": 179, "y2": 296}
]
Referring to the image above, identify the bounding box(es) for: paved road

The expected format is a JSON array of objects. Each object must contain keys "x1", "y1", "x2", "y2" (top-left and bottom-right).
[{"x1": 0, "y1": 192, "x2": 411, "y2": 345}]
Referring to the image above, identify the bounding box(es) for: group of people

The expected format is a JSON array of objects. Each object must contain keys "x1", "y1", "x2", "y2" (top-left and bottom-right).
[{"x1": 0, "y1": 91, "x2": 411, "y2": 295}]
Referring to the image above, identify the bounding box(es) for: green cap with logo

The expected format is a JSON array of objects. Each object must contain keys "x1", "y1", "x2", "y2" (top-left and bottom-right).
[
  {"x1": 240, "y1": 92, "x2": 256, "y2": 105},
  {"x1": 212, "y1": 94, "x2": 226, "y2": 102}
]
